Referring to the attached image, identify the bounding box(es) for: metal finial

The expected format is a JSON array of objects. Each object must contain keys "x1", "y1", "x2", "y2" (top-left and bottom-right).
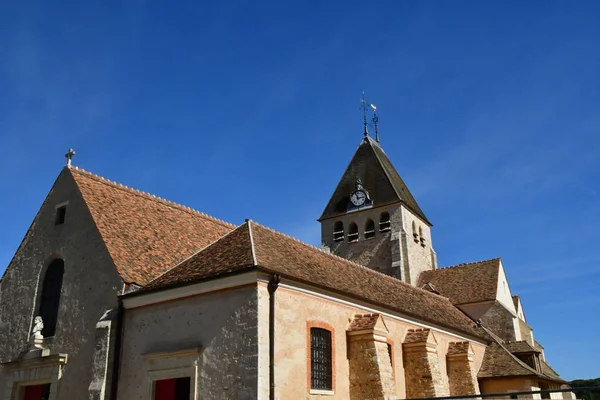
[
  {"x1": 370, "y1": 104, "x2": 379, "y2": 142},
  {"x1": 65, "y1": 148, "x2": 76, "y2": 167},
  {"x1": 360, "y1": 92, "x2": 369, "y2": 137}
]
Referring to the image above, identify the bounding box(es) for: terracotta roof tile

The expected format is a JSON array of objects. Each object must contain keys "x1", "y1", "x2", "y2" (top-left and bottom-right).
[
  {"x1": 478, "y1": 341, "x2": 538, "y2": 378},
  {"x1": 534, "y1": 339, "x2": 545, "y2": 351},
  {"x1": 505, "y1": 341, "x2": 539, "y2": 354},
  {"x1": 417, "y1": 258, "x2": 501, "y2": 305},
  {"x1": 143, "y1": 221, "x2": 486, "y2": 340},
  {"x1": 448, "y1": 341, "x2": 471, "y2": 355},
  {"x1": 348, "y1": 313, "x2": 380, "y2": 331},
  {"x1": 404, "y1": 328, "x2": 433, "y2": 343},
  {"x1": 70, "y1": 167, "x2": 234, "y2": 285},
  {"x1": 478, "y1": 329, "x2": 564, "y2": 383},
  {"x1": 540, "y1": 359, "x2": 564, "y2": 382}
]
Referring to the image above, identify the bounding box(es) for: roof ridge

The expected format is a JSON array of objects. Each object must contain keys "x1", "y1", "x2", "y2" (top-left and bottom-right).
[
  {"x1": 246, "y1": 219, "x2": 258, "y2": 266},
  {"x1": 70, "y1": 166, "x2": 235, "y2": 229},
  {"x1": 251, "y1": 221, "x2": 456, "y2": 304},
  {"x1": 440, "y1": 257, "x2": 502, "y2": 270},
  {"x1": 144, "y1": 222, "x2": 249, "y2": 287}
]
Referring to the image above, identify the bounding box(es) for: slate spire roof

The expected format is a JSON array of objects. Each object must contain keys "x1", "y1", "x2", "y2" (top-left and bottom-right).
[
  {"x1": 319, "y1": 136, "x2": 430, "y2": 225},
  {"x1": 417, "y1": 258, "x2": 502, "y2": 305},
  {"x1": 141, "y1": 220, "x2": 485, "y2": 340},
  {"x1": 69, "y1": 166, "x2": 234, "y2": 285}
]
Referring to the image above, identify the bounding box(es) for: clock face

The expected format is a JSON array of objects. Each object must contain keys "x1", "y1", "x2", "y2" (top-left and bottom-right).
[{"x1": 350, "y1": 190, "x2": 366, "y2": 206}]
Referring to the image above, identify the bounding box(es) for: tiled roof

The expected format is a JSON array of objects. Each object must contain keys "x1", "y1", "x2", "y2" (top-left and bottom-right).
[
  {"x1": 69, "y1": 167, "x2": 234, "y2": 285},
  {"x1": 540, "y1": 359, "x2": 564, "y2": 382},
  {"x1": 319, "y1": 136, "x2": 430, "y2": 225},
  {"x1": 417, "y1": 258, "x2": 501, "y2": 305},
  {"x1": 534, "y1": 339, "x2": 545, "y2": 351},
  {"x1": 143, "y1": 221, "x2": 485, "y2": 340},
  {"x1": 448, "y1": 341, "x2": 471, "y2": 356},
  {"x1": 478, "y1": 340, "x2": 539, "y2": 378},
  {"x1": 478, "y1": 329, "x2": 564, "y2": 383},
  {"x1": 348, "y1": 313, "x2": 381, "y2": 331},
  {"x1": 505, "y1": 341, "x2": 539, "y2": 354},
  {"x1": 404, "y1": 328, "x2": 433, "y2": 344}
]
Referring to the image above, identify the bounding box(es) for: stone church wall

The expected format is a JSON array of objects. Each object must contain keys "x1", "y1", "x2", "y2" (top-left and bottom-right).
[
  {"x1": 480, "y1": 302, "x2": 520, "y2": 342},
  {"x1": 321, "y1": 204, "x2": 401, "y2": 276},
  {"x1": 321, "y1": 204, "x2": 436, "y2": 285},
  {"x1": 0, "y1": 170, "x2": 124, "y2": 400},
  {"x1": 118, "y1": 285, "x2": 259, "y2": 400},
  {"x1": 400, "y1": 207, "x2": 436, "y2": 285},
  {"x1": 269, "y1": 282, "x2": 486, "y2": 399}
]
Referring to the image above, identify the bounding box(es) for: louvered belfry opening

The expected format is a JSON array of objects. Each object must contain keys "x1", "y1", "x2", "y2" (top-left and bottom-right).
[
  {"x1": 311, "y1": 328, "x2": 332, "y2": 390},
  {"x1": 38, "y1": 259, "x2": 65, "y2": 337}
]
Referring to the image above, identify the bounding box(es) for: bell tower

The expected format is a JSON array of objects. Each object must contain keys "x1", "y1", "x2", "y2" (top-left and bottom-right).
[{"x1": 318, "y1": 131, "x2": 437, "y2": 286}]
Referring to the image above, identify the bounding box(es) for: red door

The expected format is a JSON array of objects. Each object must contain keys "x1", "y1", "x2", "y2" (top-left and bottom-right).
[
  {"x1": 23, "y1": 384, "x2": 50, "y2": 400},
  {"x1": 154, "y1": 377, "x2": 190, "y2": 400}
]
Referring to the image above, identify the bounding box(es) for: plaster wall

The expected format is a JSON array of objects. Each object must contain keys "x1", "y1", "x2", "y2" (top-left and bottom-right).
[
  {"x1": 496, "y1": 263, "x2": 517, "y2": 313},
  {"x1": 480, "y1": 378, "x2": 537, "y2": 399},
  {"x1": 118, "y1": 285, "x2": 259, "y2": 400},
  {"x1": 0, "y1": 169, "x2": 124, "y2": 400},
  {"x1": 269, "y1": 283, "x2": 486, "y2": 399}
]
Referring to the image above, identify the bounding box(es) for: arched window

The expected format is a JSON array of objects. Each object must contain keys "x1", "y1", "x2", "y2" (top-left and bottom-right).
[
  {"x1": 365, "y1": 219, "x2": 375, "y2": 239},
  {"x1": 419, "y1": 226, "x2": 426, "y2": 247},
  {"x1": 379, "y1": 212, "x2": 391, "y2": 232},
  {"x1": 333, "y1": 221, "x2": 344, "y2": 242},
  {"x1": 310, "y1": 327, "x2": 332, "y2": 391},
  {"x1": 38, "y1": 259, "x2": 64, "y2": 337},
  {"x1": 348, "y1": 222, "x2": 359, "y2": 242},
  {"x1": 412, "y1": 221, "x2": 418, "y2": 242}
]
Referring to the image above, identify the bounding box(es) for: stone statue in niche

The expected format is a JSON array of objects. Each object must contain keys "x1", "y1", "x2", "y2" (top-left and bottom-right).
[{"x1": 31, "y1": 316, "x2": 44, "y2": 340}]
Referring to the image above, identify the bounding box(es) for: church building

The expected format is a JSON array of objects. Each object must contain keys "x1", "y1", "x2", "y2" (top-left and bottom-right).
[{"x1": 0, "y1": 121, "x2": 568, "y2": 399}]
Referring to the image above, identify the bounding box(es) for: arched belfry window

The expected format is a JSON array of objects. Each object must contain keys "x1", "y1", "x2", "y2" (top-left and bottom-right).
[
  {"x1": 419, "y1": 226, "x2": 426, "y2": 247},
  {"x1": 379, "y1": 212, "x2": 391, "y2": 232},
  {"x1": 38, "y1": 259, "x2": 64, "y2": 337},
  {"x1": 365, "y1": 219, "x2": 375, "y2": 239},
  {"x1": 348, "y1": 222, "x2": 359, "y2": 242},
  {"x1": 412, "y1": 221, "x2": 419, "y2": 242},
  {"x1": 333, "y1": 221, "x2": 344, "y2": 242}
]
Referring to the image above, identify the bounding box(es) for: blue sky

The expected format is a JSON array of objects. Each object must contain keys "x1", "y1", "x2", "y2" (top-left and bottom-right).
[{"x1": 1, "y1": 0, "x2": 599, "y2": 380}]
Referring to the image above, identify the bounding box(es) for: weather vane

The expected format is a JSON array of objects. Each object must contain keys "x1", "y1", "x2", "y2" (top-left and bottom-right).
[
  {"x1": 360, "y1": 93, "x2": 380, "y2": 142},
  {"x1": 360, "y1": 92, "x2": 369, "y2": 137},
  {"x1": 371, "y1": 103, "x2": 380, "y2": 143}
]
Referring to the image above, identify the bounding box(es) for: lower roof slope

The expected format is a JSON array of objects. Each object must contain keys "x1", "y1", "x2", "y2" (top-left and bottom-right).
[
  {"x1": 417, "y1": 258, "x2": 501, "y2": 305},
  {"x1": 143, "y1": 221, "x2": 486, "y2": 340},
  {"x1": 70, "y1": 167, "x2": 234, "y2": 285},
  {"x1": 478, "y1": 328, "x2": 564, "y2": 383}
]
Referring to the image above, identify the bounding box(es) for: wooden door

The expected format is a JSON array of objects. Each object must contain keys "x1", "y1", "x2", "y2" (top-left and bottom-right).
[{"x1": 23, "y1": 384, "x2": 50, "y2": 400}]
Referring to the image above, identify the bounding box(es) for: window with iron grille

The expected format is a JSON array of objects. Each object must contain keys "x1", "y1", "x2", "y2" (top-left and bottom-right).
[{"x1": 310, "y1": 328, "x2": 332, "y2": 390}]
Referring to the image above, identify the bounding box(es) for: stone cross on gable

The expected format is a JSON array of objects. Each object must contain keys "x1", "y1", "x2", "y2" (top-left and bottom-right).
[{"x1": 65, "y1": 148, "x2": 76, "y2": 167}]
